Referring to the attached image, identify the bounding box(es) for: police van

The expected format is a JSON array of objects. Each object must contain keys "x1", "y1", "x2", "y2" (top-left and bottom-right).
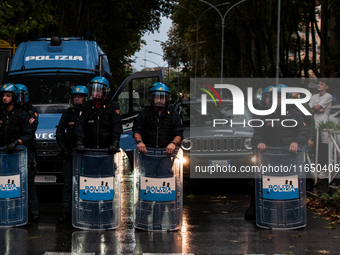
[{"x1": 2, "y1": 34, "x2": 163, "y2": 184}]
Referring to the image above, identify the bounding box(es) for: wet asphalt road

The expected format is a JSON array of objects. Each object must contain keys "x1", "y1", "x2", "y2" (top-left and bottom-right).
[{"x1": 2, "y1": 165, "x2": 340, "y2": 255}]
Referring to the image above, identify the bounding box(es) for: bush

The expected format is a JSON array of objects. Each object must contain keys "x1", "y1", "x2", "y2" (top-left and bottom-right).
[{"x1": 318, "y1": 121, "x2": 340, "y2": 131}]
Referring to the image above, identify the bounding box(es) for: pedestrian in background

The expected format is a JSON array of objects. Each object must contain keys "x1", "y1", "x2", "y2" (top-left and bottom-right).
[
  {"x1": 309, "y1": 79, "x2": 332, "y2": 179},
  {"x1": 309, "y1": 79, "x2": 332, "y2": 127},
  {"x1": 56, "y1": 85, "x2": 88, "y2": 222}
]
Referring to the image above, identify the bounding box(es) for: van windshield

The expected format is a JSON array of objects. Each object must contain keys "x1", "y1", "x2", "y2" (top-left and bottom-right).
[
  {"x1": 33, "y1": 104, "x2": 70, "y2": 114},
  {"x1": 7, "y1": 75, "x2": 94, "y2": 105}
]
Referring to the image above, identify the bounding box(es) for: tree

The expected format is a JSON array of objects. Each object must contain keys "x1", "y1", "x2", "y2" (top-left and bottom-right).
[
  {"x1": 0, "y1": 0, "x2": 173, "y2": 84},
  {"x1": 0, "y1": 0, "x2": 55, "y2": 44},
  {"x1": 164, "y1": 0, "x2": 340, "y2": 80},
  {"x1": 318, "y1": 0, "x2": 340, "y2": 78}
]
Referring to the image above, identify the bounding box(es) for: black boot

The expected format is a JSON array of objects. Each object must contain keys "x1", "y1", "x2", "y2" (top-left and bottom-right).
[{"x1": 306, "y1": 178, "x2": 314, "y2": 192}]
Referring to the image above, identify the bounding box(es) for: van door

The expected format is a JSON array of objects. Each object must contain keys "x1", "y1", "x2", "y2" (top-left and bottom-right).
[
  {"x1": 112, "y1": 70, "x2": 164, "y2": 153},
  {"x1": 0, "y1": 49, "x2": 11, "y2": 83}
]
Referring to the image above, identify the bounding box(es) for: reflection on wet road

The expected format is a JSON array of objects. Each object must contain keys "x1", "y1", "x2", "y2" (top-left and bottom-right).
[{"x1": 1, "y1": 163, "x2": 340, "y2": 255}]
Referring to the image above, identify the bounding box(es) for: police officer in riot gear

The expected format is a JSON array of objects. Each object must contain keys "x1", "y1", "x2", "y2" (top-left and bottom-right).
[
  {"x1": 0, "y1": 84, "x2": 32, "y2": 218},
  {"x1": 56, "y1": 85, "x2": 88, "y2": 222},
  {"x1": 0, "y1": 83, "x2": 31, "y2": 151},
  {"x1": 245, "y1": 84, "x2": 308, "y2": 220},
  {"x1": 132, "y1": 82, "x2": 183, "y2": 229},
  {"x1": 133, "y1": 82, "x2": 184, "y2": 176},
  {"x1": 252, "y1": 84, "x2": 308, "y2": 152},
  {"x1": 75, "y1": 77, "x2": 122, "y2": 153},
  {"x1": 16, "y1": 84, "x2": 39, "y2": 221},
  {"x1": 245, "y1": 85, "x2": 275, "y2": 220}
]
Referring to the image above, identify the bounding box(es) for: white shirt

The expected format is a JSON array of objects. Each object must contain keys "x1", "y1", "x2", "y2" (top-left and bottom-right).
[{"x1": 309, "y1": 92, "x2": 332, "y2": 127}]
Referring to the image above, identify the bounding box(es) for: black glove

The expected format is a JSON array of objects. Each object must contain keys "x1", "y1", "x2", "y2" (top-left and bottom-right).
[
  {"x1": 76, "y1": 141, "x2": 86, "y2": 153},
  {"x1": 108, "y1": 140, "x2": 120, "y2": 154},
  {"x1": 6, "y1": 140, "x2": 19, "y2": 153}
]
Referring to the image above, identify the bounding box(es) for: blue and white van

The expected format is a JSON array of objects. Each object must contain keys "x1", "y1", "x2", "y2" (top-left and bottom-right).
[{"x1": 3, "y1": 35, "x2": 163, "y2": 184}]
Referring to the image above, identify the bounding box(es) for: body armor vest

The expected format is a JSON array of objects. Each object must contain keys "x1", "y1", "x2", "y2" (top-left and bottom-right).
[
  {"x1": 0, "y1": 108, "x2": 23, "y2": 146},
  {"x1": 84, "y1": 102, "x2": 112, "y2": 148},
  {"x1": 143, "y1": 106, "x2": 173, "y2": 148},
  {"x1": 263, "y1": 110, "x2": 298, "y2": 147}
]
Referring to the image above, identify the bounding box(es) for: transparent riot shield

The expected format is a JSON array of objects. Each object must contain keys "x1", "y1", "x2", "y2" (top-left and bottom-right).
[
  {"x1": 72, "y1": 149, "x2": 122, "y2": 230},
  {"x1": 254, "y1": 146, "x2": 307, "y2": 229},
  {"x1": 133, "y1": 147, "x2": 183, "y2": 231},
  {"x1": 0, "y1": 146, "x2": 28, "y2": 227}
]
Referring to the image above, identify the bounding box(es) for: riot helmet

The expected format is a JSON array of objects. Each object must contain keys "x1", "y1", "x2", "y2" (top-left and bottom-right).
[
  {"x1": 275, "y1": 84, "x2": 292, "y2": 99},
  {"x1": 89, "y1": 76, "x2": 110, "y2": 100},
  {"x1": 16, "y1": 84, "x2": 29, "y2": 105},
  {"x1": 71, "y1": 85, "x2": 88, "y2": 107},
  {"x1": 0, "y1": 83, "x2": 20, "y2": 106},
  {"x1": 149, "y1": 82, "x2": 171, "y2": 108}
]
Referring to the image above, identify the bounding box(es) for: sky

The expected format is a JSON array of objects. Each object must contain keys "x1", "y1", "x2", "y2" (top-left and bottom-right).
[{"x1": 132, "y1": 17, "x2": 172, "y2": 71}]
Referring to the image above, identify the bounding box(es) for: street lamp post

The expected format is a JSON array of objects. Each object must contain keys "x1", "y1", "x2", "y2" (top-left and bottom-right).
[
  {"x1": 147, "y1": 51, "x2": 170, "y2": 85},
  {"x1": 199, "y1": 0, "x2": 247, "y2": 85},
  {"x1": 155, "y1": 40, "x2": 205, "y2": 96},
  {"x1": 142, "y1": 58, "x2": 167, "y2": 69},
  {"x1": 276, "y1": 0, "x2": 281, "y2": 85},
  {"x1": 144, "y1": 48, "x2": 148, "y2": 69},
  {"x1": 175, "y1": 3, "x2": 229, "y2": 97}
]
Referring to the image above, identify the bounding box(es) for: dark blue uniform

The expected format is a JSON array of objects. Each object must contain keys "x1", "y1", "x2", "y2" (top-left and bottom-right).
[
  {"x1": 252, "y1": 109, "x2": 308, "y2": 148},
  {"x1": 133, "y1": 107, "x2": 184, "y2": 147},
  {"x1": 0, "y1": 105, "x2": 31, "y2": 147},
  {"x1": 245, "y1": 107, "x2": 308, "y2": 221},
  {"x1": 56, "y1": 107, "x2": 81, "y2": 215},
  {"x1": 21, "y1": 103, "x2": 39, "y2": 217},
  {"x1": 133, "y1": 106, "x2": 184, "y2": 177},
  {"x1": 133, "y1": 106, "x2": 184, "y2": 228},
  {"x1": 75, "y1": 100, "x2": 122, "y2": 148}
]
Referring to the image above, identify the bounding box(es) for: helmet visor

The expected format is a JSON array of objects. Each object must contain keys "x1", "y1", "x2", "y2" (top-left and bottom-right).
[
  {"x1": 90, "y1": 83, "x2": 109, "y2": 100},
  {"x1": 150, "y1": 92, "x2": 170, "y2": 108},
  {"x1": 20, "y1": 91, "x2": 26, "y2": 104}
]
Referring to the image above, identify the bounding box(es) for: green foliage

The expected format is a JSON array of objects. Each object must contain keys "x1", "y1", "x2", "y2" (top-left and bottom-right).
[
  {"x1": 318, "y1": 121, "x2": 340, "y2": 131},
  {"x1": 0, "y1": 0, "x2": 55, "y2": 44},
  {"x1": 1, "y1": 0, "x2": 173, "y2": 84},
  {"x1": 164, "y1": 0, "x2": 340, "y2": 79},
  {"x1": 321, "y1": 187, "x2": 340, "y2": 204},
  {"x1": 41, "y1": 0, "x2": 174, "y2": 84},
  {"x1": 165, "y1": 69, "x2": 181, "y2": 102}
]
